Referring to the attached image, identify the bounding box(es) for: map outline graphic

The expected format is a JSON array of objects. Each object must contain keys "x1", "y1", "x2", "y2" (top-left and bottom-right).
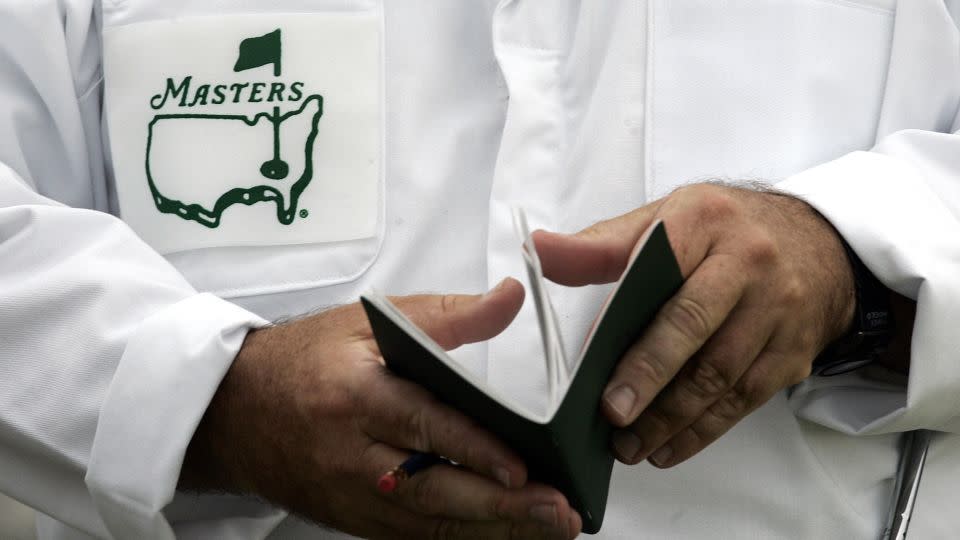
[{"x1": 145, "y1": 94, "x2": 324, "y2": 229}]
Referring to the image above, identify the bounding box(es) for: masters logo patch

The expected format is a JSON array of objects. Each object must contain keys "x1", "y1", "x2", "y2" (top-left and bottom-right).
[
  {"x1": 104, "y1": 14, "x2": 381, "y2": 254},
  {"x1": 146, "y1": 29, "x2": 324, "y2": 228}
]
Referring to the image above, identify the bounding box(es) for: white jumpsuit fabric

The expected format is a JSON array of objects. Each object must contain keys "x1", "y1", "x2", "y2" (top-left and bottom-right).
[{"x1": 1, "y1": 0, "x2": 959, "y2": 538}]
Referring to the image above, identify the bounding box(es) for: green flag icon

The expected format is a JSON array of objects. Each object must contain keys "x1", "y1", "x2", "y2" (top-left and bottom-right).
[{"x1": 234, "y1": 29, "x2": 282, "y2": 77}]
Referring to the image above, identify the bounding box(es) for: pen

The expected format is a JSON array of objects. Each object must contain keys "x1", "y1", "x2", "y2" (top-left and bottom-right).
[
  {"x1": 881, "y1": 429, "x2": 933, "y2": 540},
  {"x1": 377, "y1": 453, "x2": 451, "y2": 493}
]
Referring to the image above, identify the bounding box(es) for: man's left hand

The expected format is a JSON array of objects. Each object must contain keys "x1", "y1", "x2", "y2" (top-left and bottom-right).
[{"x1": 533, "y1": 183, "x2": 856, "y2": 468}]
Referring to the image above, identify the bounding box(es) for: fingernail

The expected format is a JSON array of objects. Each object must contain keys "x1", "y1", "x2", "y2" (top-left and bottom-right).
[
  {"x1": 612, "y1": 430, "x2": 642, "y2": 461},
  {"x1": 650, "y1": 445, "x2": 673, "y2": 467},
  {"x1": 494, "y1": 466, "x2": 511, "y2": 488},
  {"x1": 530, "y1": 503, "x2": 557, "y2": 525},
  {"x1": 604, "y1": 386, "x2": 636, "y2": 421}
]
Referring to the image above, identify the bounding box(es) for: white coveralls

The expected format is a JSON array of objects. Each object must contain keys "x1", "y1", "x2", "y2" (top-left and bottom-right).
[{"x1": 1, "y1": 0, "x2": 959, "y2": 538}]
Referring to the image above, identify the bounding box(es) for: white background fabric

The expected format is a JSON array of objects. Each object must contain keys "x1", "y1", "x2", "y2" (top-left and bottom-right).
[
  {"x1": 0, "y1": 494, "x2": 35, "y2": 540},
  {"x1": 0, "y1": 0, "x2": 958, "y2": 538}
]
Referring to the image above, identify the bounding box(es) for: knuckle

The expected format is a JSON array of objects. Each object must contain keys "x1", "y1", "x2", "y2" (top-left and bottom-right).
[
  {"x1": 686, "y1": 358, "x2": 736, "y2": 400},
  {"x1": 686, "y1": 419, "x2": 715, "y2": 447},
  {"x1": 640, "y1": 407, "x2": 674, "y2": 435},
  {"x1": 742, "y1": 232, "x2": 779, "y2": 269},
  {"x1": 432, "y1": 410, "x2": 484, "y2": 464},
  {"x1": 670, "y1": 183, "x2": 698, "y2": 201},
  {"x1": 313, "y1": 386, "x2": 354, "y2": 421},
  {"x1": 437, "y1": 294, "x2": 465, "y2": 347},
  {"x1": 658, "y1": 395, "x2": 700, "y2": 423},
  {"x1": 686, "y1": 184, "x2": 739, "y2": 224},
  {"x1": 739, "y1": 365, "x2": 775, "y2": 400},
  {"x1": 663, "y1": 296, "x2": 714, "y2": 344},
  {"x1": 713, "y1": 385, "x2": 753, "y2": 421},
  {"x1": 779, "y1": 277, "x2": 805, "y2": 307},
  {"x1": 406, "y1": 407, "x2": 429, "y2": 450},
  {"x1": 624, "y1": 348, "x2": 670, "y2": 388},
  {"x1": 439, "y1": 293, "x2": 460, "y2": 316}
]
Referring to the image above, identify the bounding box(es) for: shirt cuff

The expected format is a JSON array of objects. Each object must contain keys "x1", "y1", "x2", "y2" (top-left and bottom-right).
[
  {"x1": 777, "y1": 149, "x2": 960, "y2": 435},
  {"x1": 85, "y1": 293, "x2": 268, "y2": 539}
]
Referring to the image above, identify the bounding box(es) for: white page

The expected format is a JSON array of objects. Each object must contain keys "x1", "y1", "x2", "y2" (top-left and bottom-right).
[{"x1": 512, "y1": 208, "x2": 569, "y2": 409}]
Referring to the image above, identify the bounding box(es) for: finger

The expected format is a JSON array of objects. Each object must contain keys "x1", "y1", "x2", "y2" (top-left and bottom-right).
[
  {"x1": 362, "y1": 450, "x2": 581, "y2": 540},
  {"x1": 534, "y1": 183, "x2": 754, "y2": 287},
  {"x1": 374, "y1": 512, "x2": 580, "y2": 540},
  {"x1": 361, "y1": 370, "x2": 527, "y2": 488},
  {"x1": 612, "y1": 306, "x2": 776, "y2": 464},
  {"x1": 410, "y1": 518, "x2": 579, "y2": 540},
  {"x1": 531, "y1": 203, "x2": 661, "y2": 286},
  {"x1": 391, "y1": 278, "x2": 525, "y2": 350},
  {"x1": 359, "y1": 497, "x2": 578, "y2": 540},
  {"x1": 363, "y1": 443, "x2": 575, "y2": 528},
  {"x1": 647, "y1": 350, "x2": 792, "y2": 468},
  {"x1": 602, "y1": 254, "x2": 748, "y2": 427}
]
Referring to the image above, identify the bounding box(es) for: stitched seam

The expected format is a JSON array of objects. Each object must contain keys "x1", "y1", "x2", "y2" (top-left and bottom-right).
[
  {"x1": 867, "y1": 0, "x2": 898, "y2": 145},
  {"x1": 644, "y1": 0, "x2": 656, "y2": 201}
]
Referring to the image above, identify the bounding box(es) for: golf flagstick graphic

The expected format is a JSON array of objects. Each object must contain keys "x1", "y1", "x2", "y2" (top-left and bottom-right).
[{"x1": 234, "y1": 29, "x2": 289, "y2": 180}]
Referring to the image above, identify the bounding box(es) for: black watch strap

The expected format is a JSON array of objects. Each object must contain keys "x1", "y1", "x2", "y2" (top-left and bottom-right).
[{"x1": 813, "y1": 238, "x2": 894, "y2": 376}]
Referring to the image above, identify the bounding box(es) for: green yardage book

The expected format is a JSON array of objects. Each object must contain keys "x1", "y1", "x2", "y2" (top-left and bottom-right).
[{"x1": 361, "y1": 215, "x2": 683, "y2": 534}]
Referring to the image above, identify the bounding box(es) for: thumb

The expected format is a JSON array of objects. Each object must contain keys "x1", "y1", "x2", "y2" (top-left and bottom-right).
[
  {"x1": 532, "y1": 206, "x2": 658, "y2": 286},
  {"x1": 391, "y1": 278, "x2": 526, "y2": 350}
]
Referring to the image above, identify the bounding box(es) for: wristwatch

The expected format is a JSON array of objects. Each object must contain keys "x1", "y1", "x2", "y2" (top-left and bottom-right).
[{"x1": 812, "y1": 238, "x2": 894, "y2": 376}]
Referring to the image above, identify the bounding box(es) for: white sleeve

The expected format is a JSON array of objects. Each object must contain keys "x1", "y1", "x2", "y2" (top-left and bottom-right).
[
  {"x1": 776, "y1": 2, "x2": 960, "y2": 435},
  {"x1": 0, "y1": 2, "x2": 268, "y2": 538},
  {"x1": 778, "y1": 132, "x2": 960, "y2": 435}
]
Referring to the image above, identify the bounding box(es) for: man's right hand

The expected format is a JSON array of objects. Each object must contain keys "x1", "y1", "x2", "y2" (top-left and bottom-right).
[{"x1": 180, "y1": 278, "x2": 581, "y2": 540}]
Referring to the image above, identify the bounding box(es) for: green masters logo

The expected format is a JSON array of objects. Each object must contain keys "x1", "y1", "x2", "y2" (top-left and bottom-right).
[{"x1": 145, "y1": 29, "x2": 324, "y2": 228}]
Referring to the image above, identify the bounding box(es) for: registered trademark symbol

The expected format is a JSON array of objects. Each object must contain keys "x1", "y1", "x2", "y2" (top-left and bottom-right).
[{"x1": 300, "y1": 209, "x2": 309, "y2": 219}]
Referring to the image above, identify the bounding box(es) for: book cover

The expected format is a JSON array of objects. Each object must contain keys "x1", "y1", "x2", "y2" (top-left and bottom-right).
[{"x1": 361, "y1": 220, "x2": 683, "y2": 534}]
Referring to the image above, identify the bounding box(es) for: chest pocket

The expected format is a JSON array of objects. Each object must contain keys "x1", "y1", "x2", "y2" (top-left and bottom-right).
[{"x1": 102, "y1": 0, "x2": 384, "y2": 297}]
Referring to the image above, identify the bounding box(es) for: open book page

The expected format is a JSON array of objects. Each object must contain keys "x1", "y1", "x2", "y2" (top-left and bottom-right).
[
  {"x1": 520, "y1": 214, "x2": 673, "y2": 419},
  {"x1": 363, "y1": 213, "x2": 672, "y2": 423},
  {"x1": 511, "y1": 209, "x2": 569, "y2": 410},
  {"x1": 510, "y1": 209, "x2": 672, "y2": 416}
]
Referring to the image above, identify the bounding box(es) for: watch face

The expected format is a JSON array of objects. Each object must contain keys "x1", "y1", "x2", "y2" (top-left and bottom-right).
[{"x1": 864, "y1": 309, "x2": 892, "y2": 331}]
